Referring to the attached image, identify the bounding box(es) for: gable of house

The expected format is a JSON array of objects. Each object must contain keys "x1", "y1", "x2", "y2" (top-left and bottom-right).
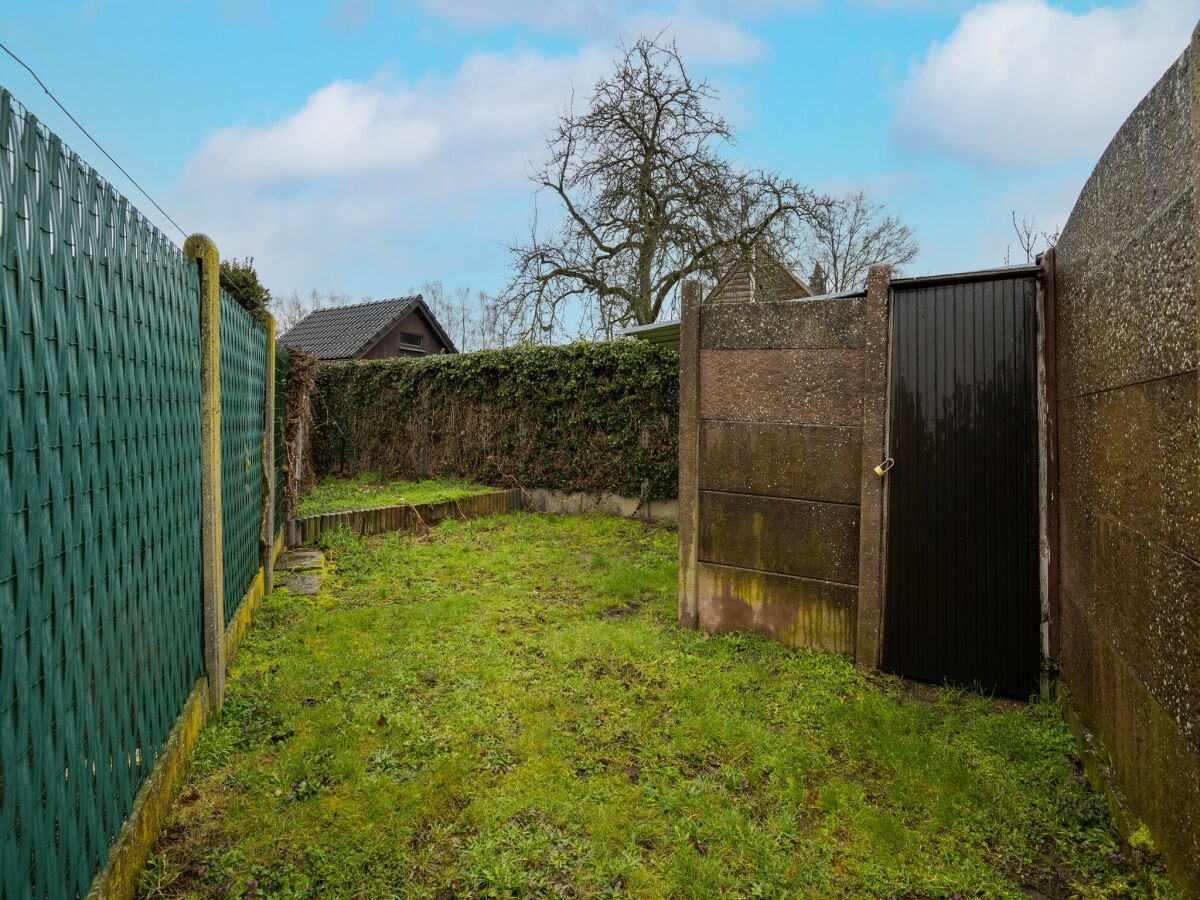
[{"x1": 705, "y1": 248, "x2": 812, "y2": 304}]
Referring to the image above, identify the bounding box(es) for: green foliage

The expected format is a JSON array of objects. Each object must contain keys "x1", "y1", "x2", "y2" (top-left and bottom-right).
[
  {"x1": 297, "y1": 473, "x2": 491, "y2": 516},
  {"x1": 310, "y1": 340, "x2": 679, "y2": 499},
  {"x1": 220, "y1": 257, "x2": 272, "y2": 325},
  {"x1": 143, "y1": 514, "x2": 1177, "y2": 899}
]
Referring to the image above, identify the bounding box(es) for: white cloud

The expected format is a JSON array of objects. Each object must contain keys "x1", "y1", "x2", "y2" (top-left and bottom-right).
[
  {"x1": 413, "y1": 0, "x2": 783, "y2": 62},
  {"x1": 416, "y1": 0, "x2": 608, "y2": 32},
  {"x1": 172, "y1": 49, "x2": 610, "y2": 296},
  {"x1": 625, "y1": 12, "x2": 767, "y2": 63},
  {"x1": 183, "y1": 79, "x2": 442, "y2": 186},
  {"x1": 893, "y1": 0, "x2": 1199, "y2": 167}
]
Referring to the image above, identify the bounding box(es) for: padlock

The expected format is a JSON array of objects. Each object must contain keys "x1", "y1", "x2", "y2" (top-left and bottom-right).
[{"x1": 873, "y1": 457, "x2": 894, "y2": 478}]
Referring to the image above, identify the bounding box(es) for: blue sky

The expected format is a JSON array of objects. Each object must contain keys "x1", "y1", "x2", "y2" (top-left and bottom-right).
[{"x1": 2, "y1": 0, "x2": 1197, "y2": 310}]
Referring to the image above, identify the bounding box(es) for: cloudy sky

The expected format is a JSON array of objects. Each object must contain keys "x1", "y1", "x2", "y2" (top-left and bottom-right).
[{"x1": 3, "y1": 0, "x2": 1197, "y2": 307}]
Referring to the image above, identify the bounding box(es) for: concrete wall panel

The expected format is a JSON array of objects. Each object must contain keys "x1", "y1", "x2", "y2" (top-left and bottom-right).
[
  {"x1": 700, "y1": 297, "x2": 865, "y2": 350},
  {"x1": 696, "y1": 562, "x2": 856, "y2": 655},
  {"x1": 698, "y1": 491, "x2": 859, "y2": 584},
  {"x1": 1056, "y1": 191, "x2": 1195, "y2": 398},
  {"x1": 1061, "y1": 591, "x2": 1200, "y2": 886},
  {"x1": 699, "y1": 421, "x2": 862, "y2": 504},
  {"x1": 1056, "y1": 52, "x2": 1192, "y2": 265},
  {"x1": 1058, "y1": 372, "x2": 1199, "y2": 560},
  {"x1": 1059, "y1": 499, "x2": 1200, "y2": 741},
  {"x1": 699, "y1": 349, "x2": 864, "y2": 425}
]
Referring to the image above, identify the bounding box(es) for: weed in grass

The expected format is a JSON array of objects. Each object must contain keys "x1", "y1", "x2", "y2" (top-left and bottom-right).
[{"x1": 143, "y1": 513, "x2": 1181, "y2": 899}]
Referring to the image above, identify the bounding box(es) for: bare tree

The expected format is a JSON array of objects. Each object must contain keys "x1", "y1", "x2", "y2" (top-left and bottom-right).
[
  {"x1": 1005, "y1": 211, "x2": 1060, "y2": 265},
  {"x1": 800, "y1": 191, "x2": 918, "y2": 294},
  {"x1": 498, "y1": 34, "x2": 829, "y2": 341},
  {"x1": 419, "y1": 280, "x2": 505, "y2": 352},
  {"x1": 271, "y1": 288, "x2": 353, "y2": 334}
]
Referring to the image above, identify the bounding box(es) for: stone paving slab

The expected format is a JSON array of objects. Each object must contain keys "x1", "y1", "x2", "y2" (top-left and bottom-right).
[
  {"x1": 277, "y1": 549, "x2": 325, "y2": 571},
  {"x1": 276, "y1": 573, "x2": 321, "y2": 595}
]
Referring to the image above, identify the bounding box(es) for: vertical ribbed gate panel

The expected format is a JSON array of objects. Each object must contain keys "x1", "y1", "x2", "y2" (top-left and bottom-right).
[
  {"x1": 0, "y1": 90, "x2": 204, "y2": 900},
  {"x1": 881, "y1": 274, "x2": 1040, "y2": 698},
  {"x1": 218, "y1": 291, "x2": 267, "y2": 625}
]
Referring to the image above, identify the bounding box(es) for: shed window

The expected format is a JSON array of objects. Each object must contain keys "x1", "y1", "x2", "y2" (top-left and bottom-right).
[{"x1": 399, "y1": 332, "x2": 424, "y2": 347}]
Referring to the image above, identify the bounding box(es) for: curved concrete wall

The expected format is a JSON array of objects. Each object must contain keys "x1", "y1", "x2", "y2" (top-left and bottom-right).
[{"x1": 1054, "y1": 29, "x2": 1200, "y2": 894}]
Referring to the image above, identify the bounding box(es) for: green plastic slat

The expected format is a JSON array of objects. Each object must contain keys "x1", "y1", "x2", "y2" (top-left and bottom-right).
[
  {"x1": 218, "y1": 291, "x2": 267, "y2": 622},
  {"x1": 274, "y1": 344, "x2": 288, "y2": 531},
  {"x1": 0, "y1": 88, "x2": 203, "y2": 900}
]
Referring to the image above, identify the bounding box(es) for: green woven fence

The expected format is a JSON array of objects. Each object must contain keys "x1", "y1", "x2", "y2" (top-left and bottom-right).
[
  {"x1": 0, "y1": 90, "x2": 205, "y2": 899},
  {"x1": 0, "y1": 88, "x2": 283, "y2": 899},
  {"x1": 219, "y1": 290, "x2": 267, "y2": 624}
]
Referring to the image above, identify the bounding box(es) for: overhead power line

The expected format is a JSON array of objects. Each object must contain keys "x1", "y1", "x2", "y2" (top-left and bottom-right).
[
  {"x1": 0, "y1": 40, "x2": 189, "y2": 241},
  {"x1": 0, "y1": 42, "x2": 270, "y2": 316}
]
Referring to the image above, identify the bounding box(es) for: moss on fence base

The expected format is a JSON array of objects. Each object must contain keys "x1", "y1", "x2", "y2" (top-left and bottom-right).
[{"x1": 310, "y1": 341, "x2": 679, "y2": 500}]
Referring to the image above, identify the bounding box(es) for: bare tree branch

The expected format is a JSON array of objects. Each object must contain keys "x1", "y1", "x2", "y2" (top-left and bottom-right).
[
  {"x1": 498, "y1": 34, "x2": 832, "y2": 341},
  {"x1": 800, "y1": 191, "x2": 918, "y2": 294}
]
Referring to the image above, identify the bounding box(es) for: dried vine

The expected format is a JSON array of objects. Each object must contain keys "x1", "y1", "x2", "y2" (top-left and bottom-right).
[{"x1": 281, "y1": 345, "x2": 319, "y2": 520}]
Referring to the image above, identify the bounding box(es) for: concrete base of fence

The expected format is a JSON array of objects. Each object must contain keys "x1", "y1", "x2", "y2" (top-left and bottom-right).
[
  {"x1": 525, "y1": 488, "x2": 678, "y2": 522},
  {"x1": 85, "y1": 678, "x2": 209, "y2": 900},
  {"x1": 224, "y1": 569, "x2": 266, "y2": 666},
  {"x1": 87, "y1": 553, "x2": 276, "y2": 900}
]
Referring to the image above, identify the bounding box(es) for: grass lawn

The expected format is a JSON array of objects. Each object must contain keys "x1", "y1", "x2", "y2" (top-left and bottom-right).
[
  {"x1": 141, "y1": 514, "x2": 1174, "y2": 899},
  {"x1": 296, "y1": 473, "x2": 494, "y2": 517}
]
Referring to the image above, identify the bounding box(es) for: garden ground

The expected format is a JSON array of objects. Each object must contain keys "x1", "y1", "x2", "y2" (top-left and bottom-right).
[{"x1": 139, "y1": 513, "x2": 1175, "y2": 899}]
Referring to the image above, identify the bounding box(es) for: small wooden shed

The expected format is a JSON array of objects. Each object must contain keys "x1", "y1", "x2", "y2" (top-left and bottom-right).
[{"x1": 280, "y1": 295, "x2": 457, "y2": 360}]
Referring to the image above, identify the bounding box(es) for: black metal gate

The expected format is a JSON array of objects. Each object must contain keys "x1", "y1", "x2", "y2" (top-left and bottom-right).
[{"x1": 881, "y1": 271, "x2": 1041, "y2": 698}]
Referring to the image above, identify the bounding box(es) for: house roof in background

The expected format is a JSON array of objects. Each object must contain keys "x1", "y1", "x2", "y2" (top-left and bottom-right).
[{"x1": 280, "y1": 295, "x2": 457, "y2": 359}]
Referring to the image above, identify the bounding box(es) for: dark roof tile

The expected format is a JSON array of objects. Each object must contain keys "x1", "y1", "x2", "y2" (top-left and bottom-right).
[{"x1": 279, "y1": 296, "x2": 421, "y2": 359}]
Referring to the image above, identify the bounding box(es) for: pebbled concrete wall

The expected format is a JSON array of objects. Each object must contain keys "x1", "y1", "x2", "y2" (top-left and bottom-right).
[
  {"x1": 680, "y1": 281, "x2": 869, "y2": 655},
  {"x1": 1053, "y1": 31, "x2": 1200, "y2": 895}
]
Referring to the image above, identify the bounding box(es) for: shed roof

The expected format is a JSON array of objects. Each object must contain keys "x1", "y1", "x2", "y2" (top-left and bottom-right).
[
  {"x1": 621, "y1": 319, "x2": 681, "y2": 350},
  {"x1": 280, "y1": 295, "x2": 456, "y2": 359}
]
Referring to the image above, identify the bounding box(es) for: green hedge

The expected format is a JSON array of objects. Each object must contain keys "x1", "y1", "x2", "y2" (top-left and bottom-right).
[{"x1": 310, "y1": 341, "x2": 679, "y2": 500}]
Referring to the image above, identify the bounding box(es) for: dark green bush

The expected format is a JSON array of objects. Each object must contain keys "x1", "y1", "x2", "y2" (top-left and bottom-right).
[{"x1": 310, "y1": 341, "x2": 679, "y2": 499}]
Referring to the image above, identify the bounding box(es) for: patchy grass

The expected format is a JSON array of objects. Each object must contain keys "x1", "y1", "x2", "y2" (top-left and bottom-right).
[
  {"x1": 144, "y1": 514, "x2": 1176, "y2": 899},
  {"x1": 296, "y1": 472, "x2": 492, "y2": 516}
]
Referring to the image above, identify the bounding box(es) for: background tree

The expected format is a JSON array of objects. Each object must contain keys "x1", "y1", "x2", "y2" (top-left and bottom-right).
[
  {"x1": 498, "y1": 35, "x2": 829, "y2": 341},
  {"x1": 800, "y1": 191, "x2": 918, "y2": 293},
  {"x1": 420, "y1": 280, "x2": 505, "y2": 352},
  {"x1": 220, "y1": 257, "x2": 272, "y2": 324},
  {"x1": 270, "y1": 288, "x2": 353, "y2": 334},
  {"x1": 1005, "y1": 211, "x2": 1060, "y2": 265},
  {"x1": 809, "y1": 262, "x2": 828, "y2": 295}
]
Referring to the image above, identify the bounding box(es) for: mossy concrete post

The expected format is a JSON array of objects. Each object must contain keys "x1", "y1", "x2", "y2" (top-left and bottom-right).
[
  {"x1": 184, "y1": 233, "x2": 226, "y2": 709},
  {"x1": 262, "y1": 315, "x2": 276, "y2": 594},
  {"x1": 678, "y1": 279, "x2": 702, "y2": 630},
  {"x1": 855, "y1": 264, "x2": 892, "y2": 667}
]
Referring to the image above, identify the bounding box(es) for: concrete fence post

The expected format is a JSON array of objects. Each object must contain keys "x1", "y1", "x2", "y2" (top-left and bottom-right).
[
  {"x1": 183, "y1": 233, "x2": 225, "y2": 709},
  {"x1": 855, "y1": 263, "x2": 892, "y2": 668},
  {"x1": 677, "y1": 278, "x2": 702, "y2": 630}
]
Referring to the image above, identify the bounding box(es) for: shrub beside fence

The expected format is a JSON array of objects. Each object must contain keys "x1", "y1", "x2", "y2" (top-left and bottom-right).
[
  {"x1": 310, "y1": 341, "x2": 680, "y2": 501},
  {"x1": 0, "y1": 88, "x2": 284, "y2": 900}
]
